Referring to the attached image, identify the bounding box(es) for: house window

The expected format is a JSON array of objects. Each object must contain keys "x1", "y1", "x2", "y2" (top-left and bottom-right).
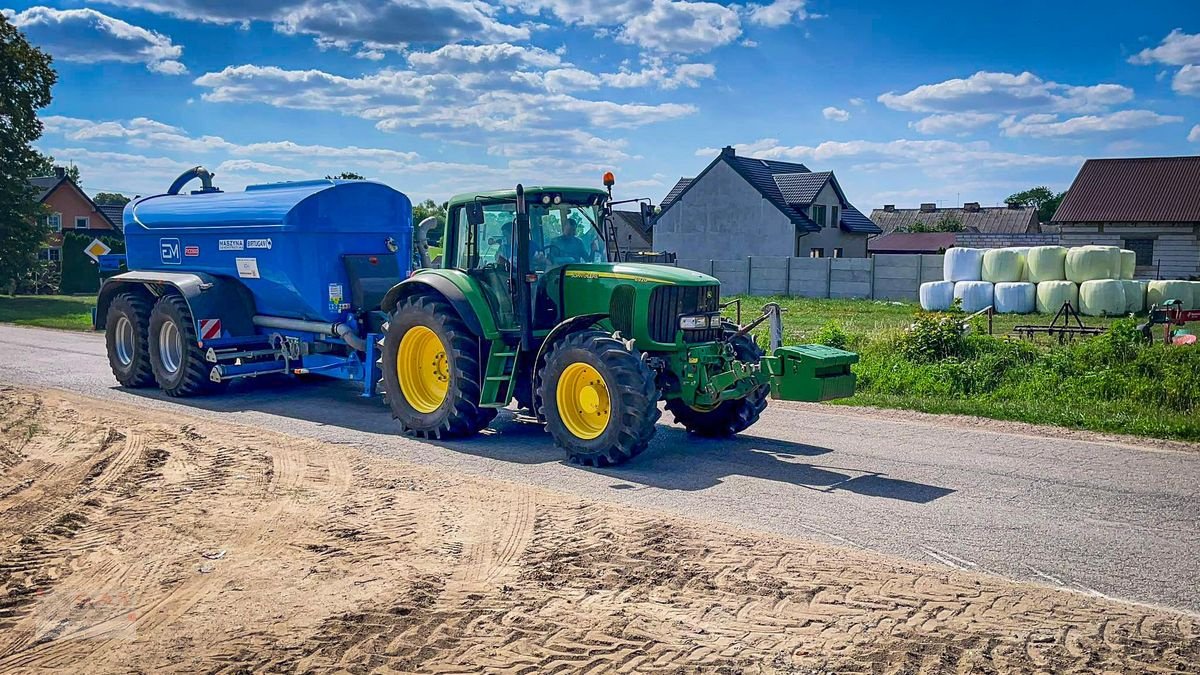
[
  {"x1": 47, "y1": 212, "x2": 62, "y2": 231},
  {"x1": 832, "y1": 247, "x2": 844, "y2": 258},
  {"x1": 40, "y1": 247, "x2": 61, "y2": 262},
  {"x1": 74, "y1": 216, "x2": 90, "y2": 229},
  {"x1": 810, "y1": 248, "x2": 824, "y2": 258},
  {"x1": 831, "y1": 206, "x2": 840, "y2": 229},
  {"x1": 813, "y1": 205, "x2": 827, "y2": 228},
  {"x1": 1123, "y1": 238, "x2": 1154, "y2": 266}
]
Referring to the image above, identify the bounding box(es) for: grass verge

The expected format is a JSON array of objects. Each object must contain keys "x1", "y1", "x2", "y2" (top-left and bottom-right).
[{"x1": 0, "y1": 295, "x2": 96, "y2": 331}]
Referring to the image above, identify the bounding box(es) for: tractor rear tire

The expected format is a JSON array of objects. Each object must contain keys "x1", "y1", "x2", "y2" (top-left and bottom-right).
[
  {"x1": 539, "y1": 330, "x2": 660, "y2": 467},
  {"x1": 381, "y1": 295, "x2": 496, "y2": 439},
  {"x1": 148, "y1": 295, "x2": 218, "y2": 397},
  {"x1": 105, "y1": 292, "x2": 155, "y2": 388},
  {"x1": 666, "y1": 332, "x2": 768, "y2": 437}
]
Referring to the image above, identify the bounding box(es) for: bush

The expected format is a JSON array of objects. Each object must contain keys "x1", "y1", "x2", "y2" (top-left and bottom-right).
[
  {"x1": 897, "y1": 312, "x2": 967, "y2": 363},
  {"x1": 814, "y1": 321, "x2": 849, "y2": 349}
]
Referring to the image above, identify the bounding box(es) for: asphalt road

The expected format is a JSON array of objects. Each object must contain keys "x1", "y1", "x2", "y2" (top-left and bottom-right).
[{"x1": 3, "y1": 324, "x2": 1198, "y2": 614}]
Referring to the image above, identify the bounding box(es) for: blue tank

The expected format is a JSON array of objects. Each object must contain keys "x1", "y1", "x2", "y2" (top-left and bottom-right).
[{"x1": 124, "y1": 179, "x2": 412, "y2": 322}]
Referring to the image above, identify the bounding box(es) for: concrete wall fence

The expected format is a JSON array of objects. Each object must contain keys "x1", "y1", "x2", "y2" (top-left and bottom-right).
[{"x1": 677, "y1": 254, "x2": 944, "y2": 301}]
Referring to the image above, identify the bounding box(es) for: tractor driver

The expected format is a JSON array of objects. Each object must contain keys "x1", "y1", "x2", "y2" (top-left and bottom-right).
[{"x1": 547, "y1": 215, "x2": 591, "y2": 264}]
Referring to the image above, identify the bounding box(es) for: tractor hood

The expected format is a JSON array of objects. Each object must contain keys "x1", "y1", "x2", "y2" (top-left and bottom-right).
[{"x1": 560, "y1": 263, "x2": 717, "y2": 286}]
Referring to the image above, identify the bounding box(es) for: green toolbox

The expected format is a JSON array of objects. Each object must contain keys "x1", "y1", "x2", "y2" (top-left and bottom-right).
[{"x1": 764, "y1": 344, "x2": 859, "y2": 402}]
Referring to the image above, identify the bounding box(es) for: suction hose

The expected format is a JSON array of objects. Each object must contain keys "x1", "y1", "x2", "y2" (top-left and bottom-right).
[
  {"x1": 168, "y1": 166, "x2": 221, "y2": 195},
  {"x1": 251, "y1": 315, "x2": 366, "y2": 353}
]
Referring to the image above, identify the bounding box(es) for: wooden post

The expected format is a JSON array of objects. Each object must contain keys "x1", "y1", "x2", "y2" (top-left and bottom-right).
[
  {"x1": 784, "y1": 256, "x2": 792, "y2": 297},
  {"x1": 747, "y1": 256, "x2": 753, "y2": 296}
]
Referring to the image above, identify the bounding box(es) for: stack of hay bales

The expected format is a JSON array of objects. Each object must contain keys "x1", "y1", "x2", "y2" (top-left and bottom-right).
[{"x1": 919, "y1": 243, "x2": 1195, "y2": 315}]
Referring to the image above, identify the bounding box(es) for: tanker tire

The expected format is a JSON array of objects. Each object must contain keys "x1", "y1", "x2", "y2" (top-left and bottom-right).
[
  {"x1": 382, "y1": 295, "x2": 496, "y2": 440},
  {"x1": 538, "y1": 330, "x2": 660, "y2": 467},
  {"x1": 148, "y1": 295, "x2": 219, "y2": 397},
  {"x1": 665, "y1": 332, "x2": 768, "y2": 437},
  {"x1": 105, "y1": 292, "x2": 155, "y2": 388}
]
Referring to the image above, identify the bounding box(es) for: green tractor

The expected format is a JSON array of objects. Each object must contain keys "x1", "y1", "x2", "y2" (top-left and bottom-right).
[{"x1": 378, "y1": 178, "x2": 857, "y2": 466}]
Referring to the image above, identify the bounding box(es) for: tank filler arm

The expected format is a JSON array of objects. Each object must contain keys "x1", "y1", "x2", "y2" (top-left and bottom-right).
[{"x1": 168, "y1": 166, "x2": 222, "y2": 195}]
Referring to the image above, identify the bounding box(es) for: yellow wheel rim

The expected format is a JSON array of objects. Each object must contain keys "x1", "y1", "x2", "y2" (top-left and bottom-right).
[
  {"x1": 556, "y1": 363, "x2": 611, "y2": 440},
  {"x1": 397, "y1": 326, "x2": 449, "y2": 413}
]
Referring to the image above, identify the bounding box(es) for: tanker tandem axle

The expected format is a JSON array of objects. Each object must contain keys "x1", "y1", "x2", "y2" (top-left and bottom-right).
[
  {"x1": 96, "y1": 167, "x2": 413, "y2": 397},
  {"x1": 98, "y1": 167, "x2": 860, "y2": 466}
]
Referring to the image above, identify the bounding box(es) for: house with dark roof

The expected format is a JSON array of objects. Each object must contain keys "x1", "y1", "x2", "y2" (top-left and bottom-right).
[
  {"x1": 609, "y1": 210, "x2": 653, "y2": 253},
  {"x1": 1052, "y1": 156, "x2": 1200, "y2": 279},
  {"x1": 870, "y1": 202, "x2": 1039, "y2": 235},
  {"x1": 653, "y1": 146, "x2": 881, "y2": 263},
  {"x1": 27, "y1": 168, "x2": 120, "y2": 262}
]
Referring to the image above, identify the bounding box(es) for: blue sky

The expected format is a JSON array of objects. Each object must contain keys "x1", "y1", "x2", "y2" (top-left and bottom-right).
[{"x1": 5, "y1": 0, "x2": 1199, "y2": 208}]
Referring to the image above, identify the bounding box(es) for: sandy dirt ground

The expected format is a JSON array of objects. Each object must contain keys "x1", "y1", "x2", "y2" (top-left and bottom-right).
[{"x1": 0, "y1": 386, "x2": 1196, "y2": 674}]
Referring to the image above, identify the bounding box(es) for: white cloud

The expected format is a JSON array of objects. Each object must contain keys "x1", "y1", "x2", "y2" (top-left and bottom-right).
[
  {"x1": 746, "y1": 0, "x2": 812, "y2": 27},
  {"x1": 406, "y1": 43, "x2": 563, "y2": 73},
  {"x1": 999, "y1": 110, "x2": 1183, "y2": 138},
  {"x1": 621, "y1": 0, "x2": 742, "y2": 53},
  {"x1": 910, "y1": 112, "x2": 999, "y2": 135},
  {"x1": 878, "y1": 71, "x2": 1132, "y2": 114},
  {"x1": 697, "y1": 137, "x2": 1086, "y2": 178},
  {"x1": 1129, "y1": 29, "x2": 1200, "y2": 66},
  {"x1": 822, "y1": 106, "x2": 850, "y2": 122},
  {"x1": 7, "y1": 6, "x2": 186, "y2": 74},
  {"x1": 214, "y1": 159, "x2": 308, "y2": 177},
  {"x1": 1189, "y1": 124, "x2": 1200, "y2": 143},
  {"x1": 1173, "y1": 64, "x2": 1200, "y2": 96},
  {"x1": 848, "y1": 97, "x2": 865, "y2": 107},
  {"x1": 94, "y1": 0, "x2": 528, "y2": 50}
]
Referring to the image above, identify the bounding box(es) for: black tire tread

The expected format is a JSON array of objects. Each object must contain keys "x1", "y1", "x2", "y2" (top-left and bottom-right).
[
  {"x1": 383, "y1": 295, "x2": 495, "y2": 440},
  {"x1": 148, "y1": 295, "x2": 215, "y2": 397},
  {"x1": 538, "y1": 330, "x2": 660, "y2": 467},
  {"x1": 105, "y1": 292, "x2": 155, "y2": 388},
  {"x1": 665, "y1": 333, "x2": 768, "y2": 437}
]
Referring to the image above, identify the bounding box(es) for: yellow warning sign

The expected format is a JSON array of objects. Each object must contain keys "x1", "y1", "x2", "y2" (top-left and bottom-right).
[{"x1": 84, "y1": 239, "x2": 112, "y2": 262}]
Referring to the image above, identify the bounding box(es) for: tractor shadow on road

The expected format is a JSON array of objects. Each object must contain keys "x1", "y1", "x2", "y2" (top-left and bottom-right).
[
  {"x1": 121, "y1": 379, "x2": 954, "y2": 502},
  {"x1": 586, "y1": 427, "x2": 956, "y2": 503}
]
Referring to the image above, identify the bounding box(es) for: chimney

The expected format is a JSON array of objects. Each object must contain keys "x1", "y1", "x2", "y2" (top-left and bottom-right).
[
  {"x1": 920, "y1": 202, "x2": 936, "y2": 212},
  {"x1": 963, "y1": 202, "x2": 981, "y2": 212},
  {"x1": 53, "y1": 166, "x2": 66, "y2": 179},
  {"x1": 883, "y1": 204, "x2": 895, "y2": 212},
  {"x1": 721, "y1": 145, "x2": 736, "y2": 158}
]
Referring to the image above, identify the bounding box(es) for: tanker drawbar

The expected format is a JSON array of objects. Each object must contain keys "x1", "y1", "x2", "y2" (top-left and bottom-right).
[{"x1": 98, "y1": 167, "x2": 414, "y2": 397}]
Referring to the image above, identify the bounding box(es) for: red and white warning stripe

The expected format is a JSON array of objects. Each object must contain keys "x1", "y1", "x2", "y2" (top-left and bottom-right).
[{"x1": 199, "y1": 319, "x2": 222, "y2": 341}]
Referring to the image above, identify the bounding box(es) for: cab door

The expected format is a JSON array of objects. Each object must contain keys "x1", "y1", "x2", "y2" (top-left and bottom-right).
[{"x1": 447, "y1": 203, "x2": 517, "y2": 331}]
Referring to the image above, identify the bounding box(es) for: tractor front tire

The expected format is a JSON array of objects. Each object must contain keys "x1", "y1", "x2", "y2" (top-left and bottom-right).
[
  {"x1": 666, "y1": 332, "x2": 768, "y2": 437},
  {"x1": 539, "y1": 330, "x2": 660, "y2": 467},
  {"x1": 381, "y1": 295, "x2": 496, "y2": 440},
  {"x1": 148, "y1": 295, "x2": 217, "y2": 397},
  {"x1": 105, "y1": 292, "x2": 155, "y2": 388}
]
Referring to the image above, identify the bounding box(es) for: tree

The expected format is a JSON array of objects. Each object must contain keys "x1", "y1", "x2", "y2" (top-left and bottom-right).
[
  {"x1": 0, "y1": 14, "x2": 57, "y2": 295},
  {"x1": 325, "y1": 171, "x2": 365, "y2": 180},
  {"x1": 93, "y1": 192, "x2": 130, "y2": 206},
  {"x1": 30, "y1": 151, "x2": 81, "y2": 186},
  {"x1": 903, "y1": 215, "x2": 962, "y2": 233},
  {"x1": 1006, "y1": 186, "x2": 1066, "y2": 223},
  {"x1": 412, "y1": 198, "x2": 447, "y2": 245}
]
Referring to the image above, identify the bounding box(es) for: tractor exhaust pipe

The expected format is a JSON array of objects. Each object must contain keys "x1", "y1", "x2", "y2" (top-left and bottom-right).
[
  {"x1": 414, "y1": 215, "x2": 438, "y2": 268},
  {"x1": 251, "y1": 315, "x2": 366, "y2": 352}
]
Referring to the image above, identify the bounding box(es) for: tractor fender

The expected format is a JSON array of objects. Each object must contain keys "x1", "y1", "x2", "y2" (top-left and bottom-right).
[
  {"x1": 96, "y1": 271, "x2": 256, "y2": 337},
  {"x1": 379, "y1": 272, "x2": 498, "y2": 339},
  {"x1": 531, "y1": 312, "x2": 610, "y2": 392}
]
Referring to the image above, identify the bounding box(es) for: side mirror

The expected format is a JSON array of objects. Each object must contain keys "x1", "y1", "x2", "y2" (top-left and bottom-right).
[
  {"x1": 467, "y1": 202, "x2": 485, "y2": 226},
  {"x1": 640, "y1": 202, "x2": 656, "y2": 225}
]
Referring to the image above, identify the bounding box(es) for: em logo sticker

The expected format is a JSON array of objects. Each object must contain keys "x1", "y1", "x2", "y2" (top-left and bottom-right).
[{"x1": 160, "y1": 238, "x2": 181, "y2": 265}]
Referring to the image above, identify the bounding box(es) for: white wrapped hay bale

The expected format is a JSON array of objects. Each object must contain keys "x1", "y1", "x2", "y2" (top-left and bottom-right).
[
  {"x1": 981, "y1": 248, "x2": 1024, "y2": 283},
  {"x1": 919, "y1": 281, "x2": 955, "y2": 311},
  {"x1": 1065, "y1": 246, "x2": 1121, "y2": 283},
  {"x1": 953, "y1": 280, "x2": 994, "y2": 313},
  {"x1": 1121, "y1": 280, "x2": 1146, "y2": 314},
  {"x1": 993, "y1": 282, "x2": 1036, "y2": 314},
  {"x1": 1146, "y1": 280, "x2": 1194, "y2": 309},
  {"x1": 1026, "y1": 246, "x2": 1068, "y2": 282},
  {"x1": 1119, "y1": 249, "x2": 1136, "y2": 280},
  {"x1": 1010, "y1": 247, "x2": 1031, "y2": 281},
  {"x1": 1036, "y1": 280, "x2": 1079, "y2": 314},
  {"x1": 1079, "y1": 279, "x2": 1127, "y2": 317},
  {"x1": 943, "y1": 247, "x2": 984, "y2": 282}
]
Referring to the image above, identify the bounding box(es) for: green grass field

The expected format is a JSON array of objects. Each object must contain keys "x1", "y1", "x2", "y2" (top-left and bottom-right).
[{"x1": 0, "y1": 295, "x2": 96, "y2": 331}]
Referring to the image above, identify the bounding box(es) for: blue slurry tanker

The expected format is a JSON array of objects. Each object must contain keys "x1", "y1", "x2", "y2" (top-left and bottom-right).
[{"x1": 96, "y1": 167, "x2": 414, "y2": 397}]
